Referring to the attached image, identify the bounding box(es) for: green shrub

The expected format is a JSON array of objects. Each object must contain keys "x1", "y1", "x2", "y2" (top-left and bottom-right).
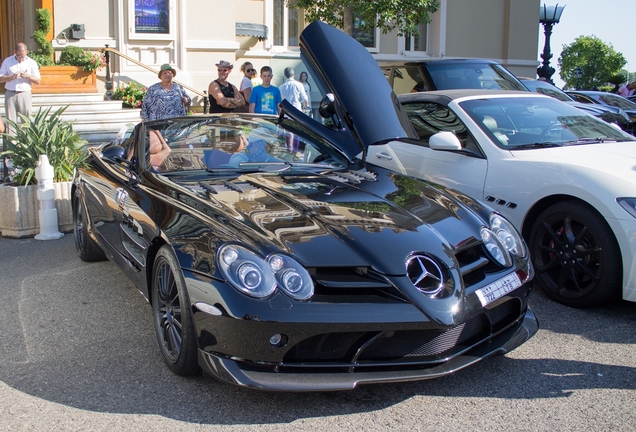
[
  {"x1": 0, "y1": 106, "x2": 88, "y2": 186},
  {"x1": 58, "y1": 46, "x2": 106, "y2": 72},
  {"x1": 31, "y1": 8, "x2": 55, "y2": 67}
]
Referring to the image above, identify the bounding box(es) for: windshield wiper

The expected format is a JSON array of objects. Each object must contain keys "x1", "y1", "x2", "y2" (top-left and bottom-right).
[
  {"x1": 510, "y1": 142, "x2": 562, "y2": 149},
  {"x1": 563, "y1": 137, "x2": 605, "y2": 145}
]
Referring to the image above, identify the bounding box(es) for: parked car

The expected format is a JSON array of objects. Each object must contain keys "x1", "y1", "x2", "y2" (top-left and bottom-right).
[
  {"x1": 366, "y1": 89, "x2": 636, "y2": 308},
  {"x1": 566, "y1": 90, "x2": 636, "y2": 134},
  {"x1": 72, "y1": 23, "x2": 536, "y2": 391},
  {"x1": 379, "y1": 58, "x2": 528, "y2": 95},
  {"x1": 520, "y1": 78, "x2": 625, "y2": 127}
]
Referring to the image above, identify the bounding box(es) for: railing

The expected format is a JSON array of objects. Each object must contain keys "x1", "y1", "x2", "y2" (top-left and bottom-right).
[{"x1": 101, "y1": 45, "x2": 209, "y2": 113}]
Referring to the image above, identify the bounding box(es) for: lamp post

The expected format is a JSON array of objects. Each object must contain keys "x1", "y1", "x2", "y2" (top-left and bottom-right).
[
  {"x1": 574, "y1": 66, "x2": 583, "y2": 90},
  {"x1": 537, "y1": 4, "x2": 565, "y2": 85}
]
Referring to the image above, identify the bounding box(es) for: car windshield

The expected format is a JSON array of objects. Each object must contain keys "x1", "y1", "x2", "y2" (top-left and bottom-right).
[
  {"x1": 427, "y1": 63, "x2": 527, "y2": 91},
  {"x1": 522, "y1": 80, "x2": 573, "y2": 102},
  {"x1": 597, "y1": 93, "x2": 636, "y2": 110},
  {"x1": 138, "y1": 115, "x2": 349, "y2": 173},
  {"x1": 459, "y1": 97, "x2": 635, "y2": 149}
]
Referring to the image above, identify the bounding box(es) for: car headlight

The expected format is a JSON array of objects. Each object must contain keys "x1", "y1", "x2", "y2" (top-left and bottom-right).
[
  {"x1": 481, "y1": 213, "x2": 527, "y2": 267},
  {"x1": 218, "y1": 245, "x2": 314, "y2": 300},
  {"x1": 481, "y1": 227, "x2": 512, "y2": 267},
  {"x1": 268, "y1": 254, "x2": 314, "y2": 300},
  {"x1": 489, "y1": 213, "x2": 527, "y2": 258},
  {"x1": 618, "y1": 198, "x2": 636, "y2": 219}
]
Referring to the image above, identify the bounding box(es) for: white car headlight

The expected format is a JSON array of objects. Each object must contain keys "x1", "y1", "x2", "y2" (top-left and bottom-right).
[
  {"x1": 489, "y1": 213, "x2": 527, "y2": 258},
  {"x1": 618, "y1": 198, "x2": 636, "y2": 219},
  {"x1": 218, "y1": 245, "x2": 314, "y2": 300}
]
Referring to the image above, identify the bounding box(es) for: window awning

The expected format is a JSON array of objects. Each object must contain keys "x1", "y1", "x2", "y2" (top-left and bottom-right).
[{"x1": 236, "y1": 23, "x2": 268, "y2": 41}]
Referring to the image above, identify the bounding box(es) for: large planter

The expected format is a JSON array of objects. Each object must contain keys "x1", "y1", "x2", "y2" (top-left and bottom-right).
[
  {"x1": 0, "y1": 182, "x2": 73, "y2": 238},
  {"x1": 34, "y1": 66, "x2": 97, "y2": 94}
]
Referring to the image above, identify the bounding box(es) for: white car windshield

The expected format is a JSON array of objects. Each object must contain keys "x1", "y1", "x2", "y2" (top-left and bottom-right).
[{"x1": 459, "y1": 97, "x2": 635, "y2": 149}]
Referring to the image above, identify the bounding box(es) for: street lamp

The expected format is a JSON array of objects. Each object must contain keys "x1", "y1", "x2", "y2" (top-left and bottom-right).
[
  {"x1": 574, "y1": 66, "x2": 583, "y2": 90},
  {"x1": 537, "y1": 3, "x2": 565, "y2": 85}
]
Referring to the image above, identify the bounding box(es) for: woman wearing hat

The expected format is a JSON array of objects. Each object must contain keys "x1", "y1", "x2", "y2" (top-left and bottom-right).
[
  {"x1": 208, "y1": 60, "x2": 245, "y2": 113},
  {"x1": 141, "y1": 64, "x2": 191, "y2": 171},
  {"x1": 141, "y1": 63, "x2": 191, "y2": 121}
]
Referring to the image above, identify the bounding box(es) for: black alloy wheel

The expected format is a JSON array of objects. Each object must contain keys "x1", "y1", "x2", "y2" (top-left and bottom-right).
[
  {"x1": 152, "y1": 245, "x2": 199, "y2": 375},
  {"x1": 529, "y1": 200, "x2": 622, "y2": 307},
  {"x1": 73, "y1": 189, "x2": 106, "y2": 262}
]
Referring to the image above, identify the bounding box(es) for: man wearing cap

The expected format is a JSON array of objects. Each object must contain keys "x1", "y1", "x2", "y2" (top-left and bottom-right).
[
  {"x1": 208, "y1": 60, "x2": 245, "y2": 113},
  {"x1": 141, "y1": 63, "x2": 191, "y2": 121},
  {"x1": 0, "y1": 43, "x2": 41, "y2": 133},
  {"x1": 279, "y1": 67, "x2": 308, "y2": 111}
]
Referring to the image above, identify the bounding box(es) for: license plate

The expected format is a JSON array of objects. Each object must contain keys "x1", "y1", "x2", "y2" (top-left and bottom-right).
[{"x1": 475, "y1": 272, "x2": 522, "y2": 307}]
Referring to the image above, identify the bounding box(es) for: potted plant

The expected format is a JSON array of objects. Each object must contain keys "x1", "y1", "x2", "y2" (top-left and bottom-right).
[
  {"x1": 0, "y1": 106, "x2": 88, "y2": 238},
  {"x1": 112, "y1": 81, "x2": 147, "y2": 108}
]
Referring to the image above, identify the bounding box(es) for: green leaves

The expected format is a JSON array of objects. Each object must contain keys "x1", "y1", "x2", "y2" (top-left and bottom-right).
[
  {"x1": 558, "y1": 36, "x2": 626, "y2": 90},
  {"x1": 289, "y1": 0, "x2": 439, "y2": 36},
  {"x1": 58, "y1": 46, "x2": 106, "y2": 72},
  {"x1": 0, "y1": 106, "x2": 88, "y2": 186}
]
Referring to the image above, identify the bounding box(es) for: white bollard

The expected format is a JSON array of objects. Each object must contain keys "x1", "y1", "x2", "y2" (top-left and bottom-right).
[{"x1": 34, "y1": 155, "x2": 64, "y2": 240}]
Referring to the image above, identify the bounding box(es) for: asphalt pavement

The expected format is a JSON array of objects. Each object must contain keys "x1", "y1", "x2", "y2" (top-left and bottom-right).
[{"x1": 0, "y1": 234, "x2": 635, "y2": 431}]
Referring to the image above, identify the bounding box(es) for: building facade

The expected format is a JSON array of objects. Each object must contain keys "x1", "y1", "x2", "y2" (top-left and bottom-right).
[{"x1": 1, "y1": 0, "x2": 540, "y2": 108}]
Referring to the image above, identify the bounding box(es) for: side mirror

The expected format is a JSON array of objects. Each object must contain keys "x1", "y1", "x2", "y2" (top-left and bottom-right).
[
  {"x1": 102, "y1": 145, "x2": 126, "y2": 162},
  {"x1": 429, "y1": 131, "x2": 462, "y2": 151},
  {"x1": 318, "y1": 93, "x2": 336, "y2": 119}
]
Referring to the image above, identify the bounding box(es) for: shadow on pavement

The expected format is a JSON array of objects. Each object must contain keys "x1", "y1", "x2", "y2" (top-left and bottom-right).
[{"x1": 0, "y1": 235, "x2": 634, "y2": 425}]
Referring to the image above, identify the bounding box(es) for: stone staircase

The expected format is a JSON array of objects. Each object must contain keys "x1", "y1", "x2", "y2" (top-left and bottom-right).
[{"x1": 1, "y1": 93, "x2": 142, "y2": 144}]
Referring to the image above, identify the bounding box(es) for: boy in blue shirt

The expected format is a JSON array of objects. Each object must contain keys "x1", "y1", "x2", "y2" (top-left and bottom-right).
[{"x1": 249, "y1": 66, "x2": 282, "y2": 114}]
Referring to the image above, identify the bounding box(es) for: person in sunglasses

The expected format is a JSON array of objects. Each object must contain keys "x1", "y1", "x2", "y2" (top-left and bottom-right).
[
  {"x1": 0, "y1": 43, "x2": 41, "y2": 133},
  {"x1": 238, "y1": 62, "x2": 256, "y2": 112},
  {"x1": 207, "y1": 60, "x2": 245, "y2": 113}
]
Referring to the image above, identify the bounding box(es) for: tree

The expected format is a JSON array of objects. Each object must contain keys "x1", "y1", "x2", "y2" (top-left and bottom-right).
[
  {"x1": 289, "y1": 0, "x2": 440, "y2": 37},
  {"x1": 558, "y1": 36, "x2": 625, "y2": 90}
]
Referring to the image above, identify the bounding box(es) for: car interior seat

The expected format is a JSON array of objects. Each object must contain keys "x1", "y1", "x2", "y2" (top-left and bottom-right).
[{"x1": 479, "y1": 115, "x2": 509, "y2": 146}]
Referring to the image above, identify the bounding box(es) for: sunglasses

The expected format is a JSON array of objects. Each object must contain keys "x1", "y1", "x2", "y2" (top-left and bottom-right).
[
  {"x1": 247, "y1": 69, "x2": 256, "y2": 73},
  {"x1": 217, "y1": 68, "x2": 229, "y2": 73}
]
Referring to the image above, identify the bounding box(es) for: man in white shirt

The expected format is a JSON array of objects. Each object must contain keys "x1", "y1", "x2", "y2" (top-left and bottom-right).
[
  {"x1": 279, "y1": 67, "x2": 308, "y2": 111},
  {"x1": 0, "y1": 43, "x2": 41, "y2": 131}
]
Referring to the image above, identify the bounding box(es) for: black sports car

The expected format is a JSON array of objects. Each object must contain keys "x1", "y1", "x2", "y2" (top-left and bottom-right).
[{"x1": 73, "y1": 22, "x2": 537, "y2": 391}]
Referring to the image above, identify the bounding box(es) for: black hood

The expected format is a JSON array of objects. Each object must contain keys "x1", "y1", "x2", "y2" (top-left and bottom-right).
[{"x1": 295, "y1": 21, "x2": 417, "y2": 160}]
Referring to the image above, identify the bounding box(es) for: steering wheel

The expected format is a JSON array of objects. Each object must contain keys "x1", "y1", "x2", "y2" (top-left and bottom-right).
[{"x1": 540, "y1": 123, "x2": 567, "y2": 138}]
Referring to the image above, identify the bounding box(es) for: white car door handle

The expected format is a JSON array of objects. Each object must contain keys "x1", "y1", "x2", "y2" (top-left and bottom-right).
[{"x1": 374, "y1": 152, "x2": 393, "y2": 161}]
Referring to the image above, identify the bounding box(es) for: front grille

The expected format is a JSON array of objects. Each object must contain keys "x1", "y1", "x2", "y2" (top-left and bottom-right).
[
  {"x1": 284, "y1": 332, "x2": 372, "y2": 361},
  {"x1": 282, "y1": 299, "x2": 522, "y2": 367}
]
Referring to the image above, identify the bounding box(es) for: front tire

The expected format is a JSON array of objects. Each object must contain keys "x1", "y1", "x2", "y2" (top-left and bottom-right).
[
  {"x1": 152, "y1": 245, "x2": 199, "y2": 376},
  {"x1": 73, "y1": 189, "x2": 106, "y2": 262},
  {"x1": 529, "y1": 201, "x2": 622, "y2": 307}
]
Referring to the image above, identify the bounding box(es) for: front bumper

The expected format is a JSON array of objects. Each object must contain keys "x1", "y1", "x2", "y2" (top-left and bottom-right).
[{"x1": 197, "y1": 306, "x2": 538, "y2": 391}]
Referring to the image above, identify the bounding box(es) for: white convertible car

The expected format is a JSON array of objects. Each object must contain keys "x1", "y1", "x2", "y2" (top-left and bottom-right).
[{"x1": 367, "y1": 90, "x2": 636, "y2": 307}]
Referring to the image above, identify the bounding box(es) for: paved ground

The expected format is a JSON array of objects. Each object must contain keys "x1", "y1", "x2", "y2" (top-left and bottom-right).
[{"x1": 0, "y1": 234, "x2": 635, "y2": 431}]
